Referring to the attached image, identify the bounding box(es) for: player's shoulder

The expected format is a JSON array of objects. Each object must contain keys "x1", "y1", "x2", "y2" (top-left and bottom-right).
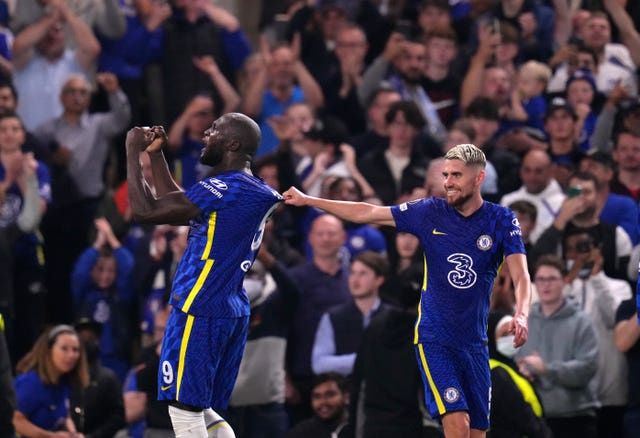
[
  {"x1": 484, "y1": 200, "x2": 515, "y2": 218},
  {"x1": 397, "y1": 196, "x2": 443, "y2": 212}
]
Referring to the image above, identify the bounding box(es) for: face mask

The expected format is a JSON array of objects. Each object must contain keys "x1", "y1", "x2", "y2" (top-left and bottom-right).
[
  {"x1": 243, "y1": 278, "x2": 264, "y2": 305},
  {"x1": 496, "y1": 335, "x2": 519, "y2": 359},
  {"x1": 566, "y1": 259, "x2": 591, "y2": 279}
]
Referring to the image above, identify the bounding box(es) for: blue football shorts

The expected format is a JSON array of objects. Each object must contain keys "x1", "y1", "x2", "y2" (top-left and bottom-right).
[
  {"x1": 415, "y1": 341, "x2": 491, "y2": 430},
  {"x1": 158, "y1": 307, "x2": 249, "y2": 409}
]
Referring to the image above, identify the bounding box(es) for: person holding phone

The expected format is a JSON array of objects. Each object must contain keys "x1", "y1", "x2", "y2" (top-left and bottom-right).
[
  {"x1": 561, "y1": 229, "x2": 632, "y2": 438},
  {"x1": 533, "y1": 171, "x2": 633, "y2": 282}
]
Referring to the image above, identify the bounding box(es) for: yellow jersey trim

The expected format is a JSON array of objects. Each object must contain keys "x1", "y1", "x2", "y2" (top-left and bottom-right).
[
  {"x1": 176, "y1": 314, "x2": 195, "y2": 400},
  {"x1": 417, "y1": 343, "x2": 445, "y2": 415},
  {"x1": 182, "y1": 213, "x2": 217, "y2": 312}
]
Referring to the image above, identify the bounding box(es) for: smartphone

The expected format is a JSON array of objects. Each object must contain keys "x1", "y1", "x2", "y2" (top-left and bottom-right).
[
  {"x1": 492, "y1": 18, "x2": 501, "y2": 35},
  {"x1": 567, "y1": 185, "x2": 582, "y2": 198},
  {"x1": 394, "y1": 20, "x2": 413, "y2": 38}
]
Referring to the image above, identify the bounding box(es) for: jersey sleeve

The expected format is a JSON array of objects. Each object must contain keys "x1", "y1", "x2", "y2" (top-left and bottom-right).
[
  {"x1": 500, "y1": 207, "x2": 526, "y2": 256},
  {"x1": 391, "y1": 198, "x2": 431, "y2": 235}
]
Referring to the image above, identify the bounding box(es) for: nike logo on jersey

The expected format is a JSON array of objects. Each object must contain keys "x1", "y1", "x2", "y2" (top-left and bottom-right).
[
  {"x1": 161, "y1": 385, "x2": 173, "y2": 391},
  {"x1": 432, "y1": 229, "x2": 447, "y2": 235}
]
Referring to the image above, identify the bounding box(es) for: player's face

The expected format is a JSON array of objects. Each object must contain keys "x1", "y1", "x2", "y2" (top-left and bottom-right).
[
  {"x1": 442, "y1": 159, "x2": 482, "y2": 208},
  {"x1": 50, "y1": 333, "x2": 81, "y2": 375},
  {"x1": 311, "y1": 381, "x2": 347, "y2": 421},
  {"x1": 348, "y1": 261, "x2": 382, "y2": 299},
  {"x1": 201, "y1": 118, "x2": 228, "y2": 166}
]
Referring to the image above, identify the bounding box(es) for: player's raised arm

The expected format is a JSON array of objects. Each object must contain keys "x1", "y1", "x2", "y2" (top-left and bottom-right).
[
  {"x1": 126, "y1": 127, "x2": 201, "y2": 225},
  {"x1": 505, "y1": 253, "x2": 532, "y2": 348},
  {"x1": 283, "y1": 186, "x2": 396, "y2": 227},
  {"x1": 145, "y1": 125, "x2": 184, "y2": 196}
]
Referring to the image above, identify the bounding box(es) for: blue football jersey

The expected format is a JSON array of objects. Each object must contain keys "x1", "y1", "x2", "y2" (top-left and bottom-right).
[
  {"x1": 391, "y1": 197, "x2": 525, "y2": 348},
  {"x1": 169, "y1": 171, "x2": 283, "y2": 318}
]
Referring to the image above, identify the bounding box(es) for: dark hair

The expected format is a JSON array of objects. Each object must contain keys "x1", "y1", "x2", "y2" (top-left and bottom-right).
[
  {"x1": 424, "y1": 26, "x2": 457, "y2": 44},
  {"x1": 312, "y1": 372, "x2": 348, "y2": 393},
  {"x1": 352, "y1": 250, "x2": 389, "y2": 278},
  {"x1": 0, "y1": 80, "x2": 18, "y2": 101},
  {"x1": 0, "y1": 110, "x2": 25, "y2": 129},
  {"x1": 327, "y1": 176, "x2": 363, "y2": 200},
  {"x1": 508, "y1": 200, "x2": 537, "y2": 223},
  {"x1": 569, "y1": 170, "x2": 600, "y2": 192},
  {"x1": 366, "y1": 82, "x2": 399, "y2": 109},
  {"x1": 385, "y1": 100, "x2": 426, "y2": 129},
  {"x1": 450, "y1": 119, "x2": 476, "y2": 142},
  {"x1": 534, "y1": 254, "x2": 566, "y2": 276},
  {"x1": 252, "y1": 153, "x2": 279, "y2": 174},
  {"x1": 464, "y1": 97, "x2": 499, "y2": 121}
]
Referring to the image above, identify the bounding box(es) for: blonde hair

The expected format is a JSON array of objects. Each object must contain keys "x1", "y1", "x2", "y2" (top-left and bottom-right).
[
  {"x1": 444, "y1": 143, "x2": 486, "y2": 169},
  {"x1": 518, "y1": 61, "x2": 552, "y2": 85}
]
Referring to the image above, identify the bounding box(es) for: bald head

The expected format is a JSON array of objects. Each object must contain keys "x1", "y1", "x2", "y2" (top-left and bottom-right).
[
  {"x1": 220, "y1": 112, "x2": 261, "y2": 156},
  {"x1": 520, "y1": 150, "x2": 553, "y2": 194}
]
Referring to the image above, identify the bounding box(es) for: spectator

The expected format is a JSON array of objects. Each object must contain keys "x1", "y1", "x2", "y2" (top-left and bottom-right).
[
  {"x1": 359, "y1": 32, "x2": 447, "y2": 142},
  {"x1": 242, "y1": 39, "x2": 324, "y2": 156},
  {"x1": 580, "y1": 150, "x2": 640, "y2": 245},
  {"x1": 0, "y1": 112, "x2": 50, "y2": 363},
  {"x1": 13, "y1": 324, "x2": 89, "y2": 437},
  {"x1": 349, "y1": 83, "x2": 400, "y2": 159},
  {"x1": 10, "y1": 0, "x2": 126, "y2": 43},
  {"x1": 357, "y1": 100, "x2": 432, "y2": 205},
  {"x1": 562, "y1": 228, "x2": 632, "y2": 438},
  {"x1": 311, "y1": 23, "x2": 370, "y2": 136},
  {"x1": 534, "y1": 171, "x2": 633, "y2": 282},
  {"x1": 507, "y1": 200, "x2": 538, "y2": 275},
  {"x1": 379, "y1": 231, "x2": 423, "y2": 309},
  {"x1": 0, "y1": 81, "x2": 49, "y2": 162},
  {"x1": 504, "y1": 61, "x2": 551, "y2": 134},
  {"x1": 500, "y1": 149, "x2": 565, "y2": 245},
  {"x1": 614, "y1": 280, "x2": 640, "y2": 438},
  {"x1": 70, "y1": 318, "x2": 126, "y2": 438},
  {"x1": 492, "y1": 0, "x2": 555, "y2": 62},
  {"x1": 421, "y1": 26, "x2": 460, "y2": 130},
  {"x1": 12, "y1": 1, "x2": 101, "y2": 130},
  {"x1": 610, "y1": 130, "x2": 640, "y2": 203},
  {"x1": 464, "y1": 97, "x2": 521, "y2": 197},
  {"x1": 566, "y1": 69, "x2": 600, "y2": 153},
  {"x1": 162, "y1": 0, "x2": 251, "y2": 124},
  {"x1": 487, "y1": 311, "x2": 551, "y2": 438},
  {"x1": 35, "y1": 72, "x2": 131, "y2": 324},
  {"x1": 286, "y1": 214, "x2": 351, "y2": 425},
  {"x1": 286, "y1": 372, "x2": 349, "y2": 438},
  {"x1": 311, "y1": 251, "x2": 391, "y2": 377},
  {"x1": 71, "y1": 218, "x2": 135, "y2": 381},
  {"x1": 348, "y1": 279, "x2": 432, "y2": 438},
  {"x1": 543, "y1": 97, "x2": 584, "y2": 190},
  {"x1": 580, "y1": 11, "x2": 637, "y2": 96},
  {"x1": 517, "y1": 255, "x2": 599, "y2": 438}
]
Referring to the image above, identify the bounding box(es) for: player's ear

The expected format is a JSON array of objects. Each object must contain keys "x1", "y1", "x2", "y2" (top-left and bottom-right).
[
  {"x1": 476, "y1": 168, "x2": 486, "y2": 187},
  {"x1": 227, "y1": 139, "x2": 241, "y2": 152}
]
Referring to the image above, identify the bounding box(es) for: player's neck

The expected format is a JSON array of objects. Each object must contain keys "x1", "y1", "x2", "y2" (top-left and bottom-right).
[{"x1": 454, "y1": 195, "x2": 484, "y2": 217}]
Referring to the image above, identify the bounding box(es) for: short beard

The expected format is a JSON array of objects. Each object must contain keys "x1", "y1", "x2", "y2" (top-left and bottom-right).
[{"x1": 446, "y1": 192, "x2": 472, "y2": 209}]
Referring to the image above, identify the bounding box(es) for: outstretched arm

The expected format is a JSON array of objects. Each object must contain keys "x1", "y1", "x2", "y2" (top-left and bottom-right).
[
  {"x1": 282, "y1": 186, "x2": 395, "y2": 227},
  {"x1": 506, "y1": 253, "x2": 531, "y2": 348},
  {"x1": 126, "y1": 127, "x2": 201, "y2": 225}
]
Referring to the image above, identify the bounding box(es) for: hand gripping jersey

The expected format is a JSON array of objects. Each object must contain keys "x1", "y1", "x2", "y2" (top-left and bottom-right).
[
  {"x1": 391, "y1": 197, "x2": 526, "y2": 348},
  {"x1": 169, "y1": 171, "x2": 283, "y2": 318}
]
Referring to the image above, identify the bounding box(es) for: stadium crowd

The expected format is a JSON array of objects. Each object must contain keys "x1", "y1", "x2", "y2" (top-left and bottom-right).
[{"x1": 0, "y1": 0, "x2": 639, "y2": 437}]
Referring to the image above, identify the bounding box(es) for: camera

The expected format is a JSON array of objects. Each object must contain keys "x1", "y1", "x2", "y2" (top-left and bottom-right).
[{"x1": 576, "y1": 239, "x2": 592, "y2": 254}]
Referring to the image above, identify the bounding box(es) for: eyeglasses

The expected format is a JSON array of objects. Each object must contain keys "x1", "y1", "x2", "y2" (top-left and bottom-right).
[
  {"x1": 63, "y1": 88, "x2": 89, "y2": 96},
  {"x1": 534, "y1": 276, "x2": 563, "y2": 284}
]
